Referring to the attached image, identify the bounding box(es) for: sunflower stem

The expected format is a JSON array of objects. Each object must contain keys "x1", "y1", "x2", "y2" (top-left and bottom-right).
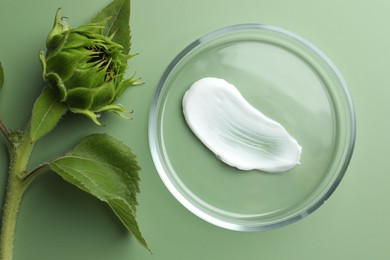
[{"x1": 0, "y1": 126, "x2": 36, "y2": 260}]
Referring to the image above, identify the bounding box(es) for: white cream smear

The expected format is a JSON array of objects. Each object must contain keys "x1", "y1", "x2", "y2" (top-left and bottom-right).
[{"x1": 182, "y1": 77, "x2": 302, "y2": 172}]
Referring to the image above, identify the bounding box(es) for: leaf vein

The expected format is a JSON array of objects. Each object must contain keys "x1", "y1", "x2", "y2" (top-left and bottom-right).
[
  {"x1": 106, "y1": 0, "x2": 125, "y2": 36},
  {"x1": 32, "y1": 99, "x2": 58, "y2": 138},
  {"x1": 53, "y1": 162, "x2": 109, "y2": 198},
  {"x1": 56, "y1": 155, "x2": 129, "y2": 174}
]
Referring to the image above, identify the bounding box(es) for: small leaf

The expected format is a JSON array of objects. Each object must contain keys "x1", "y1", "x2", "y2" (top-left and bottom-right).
[
  {"x1": 90, "y1": 0, "x2": 131, "y2": 53},
  {"x1": 49, "y1": 134, "x2": 149, "y2": 251},
  {"x1": 30, "y1": 86, "x2": 67, "y2": 142},
  {"x1": 0, "y1": 62, "x2": 4, "y2": 92}
]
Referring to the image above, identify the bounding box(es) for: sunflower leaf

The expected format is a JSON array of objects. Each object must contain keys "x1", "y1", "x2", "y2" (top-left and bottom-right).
[
  {"x1": 90, "y1": 0, "x2": 131, "y2": 54},
  {"x1": 48, "y1": 133, "x2": 150, "y2": 251},
  {"x1": 30, "y1": 86, "x2": 67, "y2": 142}
]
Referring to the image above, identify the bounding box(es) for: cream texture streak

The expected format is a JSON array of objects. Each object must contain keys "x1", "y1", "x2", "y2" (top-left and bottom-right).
[{"x1": 182, "y1": 77, "x2": 302, "y2": 172}]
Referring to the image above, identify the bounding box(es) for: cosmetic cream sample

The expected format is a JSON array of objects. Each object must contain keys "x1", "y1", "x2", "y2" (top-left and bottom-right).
[{"x1": 182, "y1": 77, "x2": 302, "y2": 172}]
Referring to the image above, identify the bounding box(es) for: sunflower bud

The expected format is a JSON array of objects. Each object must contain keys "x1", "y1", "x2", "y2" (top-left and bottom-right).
[{"x1": 39, "y1": 9, "x2": 141, "y2": 125}]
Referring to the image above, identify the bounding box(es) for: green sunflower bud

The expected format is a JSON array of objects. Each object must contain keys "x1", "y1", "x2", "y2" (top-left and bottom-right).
[{"x1": 39, "y1": 9, "x2": 141, "y2": 125}]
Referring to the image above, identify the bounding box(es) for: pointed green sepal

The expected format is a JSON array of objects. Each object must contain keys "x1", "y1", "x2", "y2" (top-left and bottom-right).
[
  {"x1": 46, "y1": 8, "x2": 69, "y2": 49},
  {"x1": 69, "y1": 107, "x2": 102, "y2": 125}
]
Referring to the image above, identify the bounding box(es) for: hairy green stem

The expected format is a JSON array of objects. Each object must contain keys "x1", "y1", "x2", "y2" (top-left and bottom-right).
[{"x1": 0, "y1": 128, "x2": 35, "y2": 260}]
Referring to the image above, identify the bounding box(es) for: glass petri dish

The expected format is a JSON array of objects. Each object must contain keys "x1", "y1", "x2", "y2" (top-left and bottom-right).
[{"x1": 149, "y1": 24, "x2": 356, "y2": 231}]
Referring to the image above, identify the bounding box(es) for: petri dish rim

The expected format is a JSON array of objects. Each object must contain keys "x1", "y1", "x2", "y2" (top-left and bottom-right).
[{"x1": 149, "y1": 23, "x2": 356, "y2": 231}]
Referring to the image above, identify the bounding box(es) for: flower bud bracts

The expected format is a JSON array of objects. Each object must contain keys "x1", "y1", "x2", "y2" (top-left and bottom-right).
[{"x1": 39, "y1": 9, "x2": 141, "y2": 125}]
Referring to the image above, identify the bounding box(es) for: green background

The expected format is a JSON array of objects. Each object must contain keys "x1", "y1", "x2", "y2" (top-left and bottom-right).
[{"x1": 0, "y1": 0, "x2": 388, "y2": 259}]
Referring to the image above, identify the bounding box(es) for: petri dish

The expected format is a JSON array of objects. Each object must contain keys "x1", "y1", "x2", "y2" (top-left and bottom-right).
[{"x1": 148, "y1": 24, "x2": 356, "y2": 231}]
